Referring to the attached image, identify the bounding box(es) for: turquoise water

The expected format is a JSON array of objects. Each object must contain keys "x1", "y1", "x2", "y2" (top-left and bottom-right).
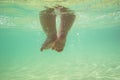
[{"x1": 0, "y1": 0, "x2": 120, "y2": 80}]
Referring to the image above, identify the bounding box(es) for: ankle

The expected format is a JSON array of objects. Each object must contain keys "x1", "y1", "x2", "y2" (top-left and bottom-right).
[
  {"x1": 58, "y1": 32, "x2": 67, "y2": 39},
  {"x1": 47, "y1": 34, "x2": 57, "y2": 39}
]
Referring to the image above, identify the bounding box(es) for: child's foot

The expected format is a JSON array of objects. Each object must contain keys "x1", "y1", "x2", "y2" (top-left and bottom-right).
[
  {"x1": 52, "y1": 34, "x2": 66, "y2": 52},
  {"x1": 41, "y1": 36, "x2": 57, "y2": 51}
]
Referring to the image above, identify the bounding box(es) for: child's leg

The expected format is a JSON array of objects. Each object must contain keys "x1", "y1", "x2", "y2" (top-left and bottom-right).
[
  {"x1": 40, "y1": 8, "x2": 57, "y2": 51},
  {"x1": 52, "y1": 7, "x2": 75, "y2": 52}
]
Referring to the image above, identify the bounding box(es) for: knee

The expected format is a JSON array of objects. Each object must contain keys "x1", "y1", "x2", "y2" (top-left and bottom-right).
[{"x1": 40, "y1": 8, "x2": 54, "y2": 16}]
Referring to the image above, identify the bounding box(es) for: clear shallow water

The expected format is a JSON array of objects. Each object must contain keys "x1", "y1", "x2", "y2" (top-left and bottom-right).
[{"x1": 0, "y1": 0, "x2": 120, "y2": 80}]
